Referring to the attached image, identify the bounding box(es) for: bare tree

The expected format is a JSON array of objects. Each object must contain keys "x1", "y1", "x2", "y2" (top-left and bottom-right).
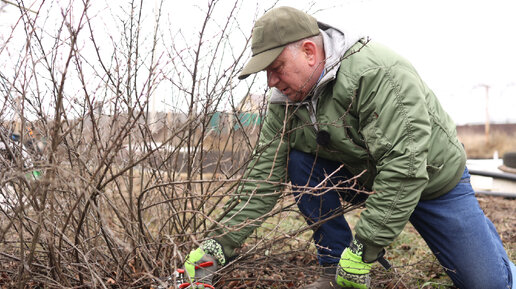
[{"x1": 0, "y1": 1, "x2": 381, "y2": 288}]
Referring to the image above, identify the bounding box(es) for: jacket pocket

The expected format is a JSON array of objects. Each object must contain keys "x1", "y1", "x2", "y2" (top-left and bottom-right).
[
  {"x1": 426, "y1": 163, "x2": 443, "y2": 178},
  {"x1": 361, "y1": 118, "x2": 392, "y2": 161}
]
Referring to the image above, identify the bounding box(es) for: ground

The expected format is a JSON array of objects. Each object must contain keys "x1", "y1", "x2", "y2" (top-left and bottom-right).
[
  {"x1": 479, "y1": 195, "x2": 516, "y2": 254},
  {"x1": 216, "y1": 195, "x2": 516, "y2": 289}
]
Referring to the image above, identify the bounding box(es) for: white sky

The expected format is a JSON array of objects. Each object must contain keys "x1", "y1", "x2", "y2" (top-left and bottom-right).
[
  {"x1": 272, "y1": 0, "x2": 516, "y2": 124},
  {"x1": 1, "y1": 0, "x2": 515, "y2": 124}
]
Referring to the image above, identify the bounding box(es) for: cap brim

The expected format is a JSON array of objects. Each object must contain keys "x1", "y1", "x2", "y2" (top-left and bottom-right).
[{"x1": 238, "y1": 46, "x2": 285, "y2": 80}]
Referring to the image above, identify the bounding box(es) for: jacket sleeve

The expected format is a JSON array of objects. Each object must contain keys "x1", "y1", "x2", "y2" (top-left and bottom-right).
[
  {"x1": 353, "y1": 65, "x2": 431, "y2": 262},
  {"x1": 211, "y1": 103, "x2": 291, "y2": 259}
]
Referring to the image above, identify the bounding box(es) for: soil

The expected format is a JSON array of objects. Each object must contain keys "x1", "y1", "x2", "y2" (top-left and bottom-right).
[
  {"x1": 478, "y1": 195, "x2": 516, "y2": 246},
  {"x1": 216, "y1": 194, "x2": 516, "y2": 288}
]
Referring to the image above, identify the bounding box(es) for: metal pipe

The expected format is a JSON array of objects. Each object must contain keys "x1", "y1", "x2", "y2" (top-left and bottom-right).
[
  {"x1": 468, "y1": 169, "x2": 516, "y2": 181},
  {"x1": 475, "y1": 190, "x2": 516, "y2": 198}
]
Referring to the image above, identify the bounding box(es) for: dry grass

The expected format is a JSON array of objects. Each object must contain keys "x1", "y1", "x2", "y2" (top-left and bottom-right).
[
  {"x1": 1, "y1": 125, "x2": 514, "y2": 289},
  {"x1": 458, "y1": 130, "x2": 516, "y2": 159},
  {"x1": 214, "y1": 195, "x2": 516, "y2": 289}
]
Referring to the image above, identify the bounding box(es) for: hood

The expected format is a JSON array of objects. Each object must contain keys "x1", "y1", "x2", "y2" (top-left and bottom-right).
[{"x1": 270, "y1": 22, "x2": 364, "y2": 104}]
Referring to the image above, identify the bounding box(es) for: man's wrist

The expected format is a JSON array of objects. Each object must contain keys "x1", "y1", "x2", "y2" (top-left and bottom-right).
[
  {"x1": 200, "y1": 239, "x2": 226, "y2": 266},
  {"x1": 354, "y1": 236, "x2": 384, "y2": 263}
]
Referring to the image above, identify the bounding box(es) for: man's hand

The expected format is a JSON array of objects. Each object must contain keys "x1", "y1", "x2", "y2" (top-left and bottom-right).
[
  {"x1": 182, "y1": 239, "x2": 226, "y2": 288},
  {"x1": 183, "y1": 247, "x2": 217, "y2": 286},
  {"x1": 335, "y1": 239, "x2": 372, "y2": 289}
]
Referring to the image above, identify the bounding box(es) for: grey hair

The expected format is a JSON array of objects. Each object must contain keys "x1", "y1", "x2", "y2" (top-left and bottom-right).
[{"x1": 286, "y1": 34, "x2": 324, "y2": 56}]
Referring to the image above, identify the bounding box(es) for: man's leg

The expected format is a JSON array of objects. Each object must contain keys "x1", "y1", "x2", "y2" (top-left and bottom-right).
[
  {"x1": 410, "y1": 167, "x2": 514, "y2": 289},
  {"x1": 288, "y1": 149, "x2": 366, "y2": 265}
]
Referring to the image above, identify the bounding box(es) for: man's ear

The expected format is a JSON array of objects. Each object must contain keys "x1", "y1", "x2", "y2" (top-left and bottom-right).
[{"x1": 301, "y1": 40, "x2": 318, "y2": 66}]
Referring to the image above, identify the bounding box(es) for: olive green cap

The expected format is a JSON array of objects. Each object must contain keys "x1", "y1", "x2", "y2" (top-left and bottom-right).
[{"x1": 238, "y1": 6, "x2": 320, "y2": 80}]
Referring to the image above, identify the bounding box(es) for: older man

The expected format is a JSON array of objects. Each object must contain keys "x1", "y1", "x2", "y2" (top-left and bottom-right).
[{"x1": 173, "y1": 6, "x2": 516, "y2": 289}]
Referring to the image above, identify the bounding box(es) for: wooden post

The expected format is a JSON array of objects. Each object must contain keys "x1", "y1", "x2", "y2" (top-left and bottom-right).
[
  {"x1": 483, "y1": 85, "x2": 490, "y2": 144},
  {"x1": 476, "y1": 84, "x2": 490, "y2": 144}
]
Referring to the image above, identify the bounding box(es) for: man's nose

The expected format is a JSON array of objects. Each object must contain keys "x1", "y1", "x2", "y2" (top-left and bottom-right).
[{"x1": 267, "y1": 70, "x2": 279, "y2": 88}]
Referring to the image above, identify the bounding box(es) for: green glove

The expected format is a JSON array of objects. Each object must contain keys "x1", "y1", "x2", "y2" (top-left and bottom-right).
[
  {"x1": 336, "y1": 238, "x2": 372, "y2": 289},
  {"x1": 183, "y1": 239, "x2": 226, "y2": 286}
]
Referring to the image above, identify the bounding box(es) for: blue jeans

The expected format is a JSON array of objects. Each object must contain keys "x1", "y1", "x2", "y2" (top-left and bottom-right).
[{"x1": 288, "y1": 150, "x2": 515, "y2": 289}]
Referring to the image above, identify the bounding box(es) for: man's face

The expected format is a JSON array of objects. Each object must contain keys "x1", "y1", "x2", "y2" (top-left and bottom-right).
[{"x1": 265, "y1": 46, "x2": 317, "y2": 102}]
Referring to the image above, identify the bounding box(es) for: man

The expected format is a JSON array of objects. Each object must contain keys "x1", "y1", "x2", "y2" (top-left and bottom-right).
[{"x1": 175, "y1": 6, "x2": 516, "y2": 289}]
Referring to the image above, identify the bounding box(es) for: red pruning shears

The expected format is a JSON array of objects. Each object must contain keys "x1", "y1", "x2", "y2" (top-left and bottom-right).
[{"x1": 175, "y1": 261, "x2": 215, "y2": 289}]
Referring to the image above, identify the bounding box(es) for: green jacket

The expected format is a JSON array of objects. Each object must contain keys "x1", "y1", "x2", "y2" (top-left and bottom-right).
[{"x1": 213, "y1": 24, "x2": 466, "y2": 262}]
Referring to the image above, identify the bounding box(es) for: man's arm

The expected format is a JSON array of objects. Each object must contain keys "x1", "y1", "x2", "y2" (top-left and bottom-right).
[
  {"x1": 354, "y1": 65, "x2": 432, "y2": 262},
  {"x1": 210, "y1": 102, "x2": 292, "y2": 259}
]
